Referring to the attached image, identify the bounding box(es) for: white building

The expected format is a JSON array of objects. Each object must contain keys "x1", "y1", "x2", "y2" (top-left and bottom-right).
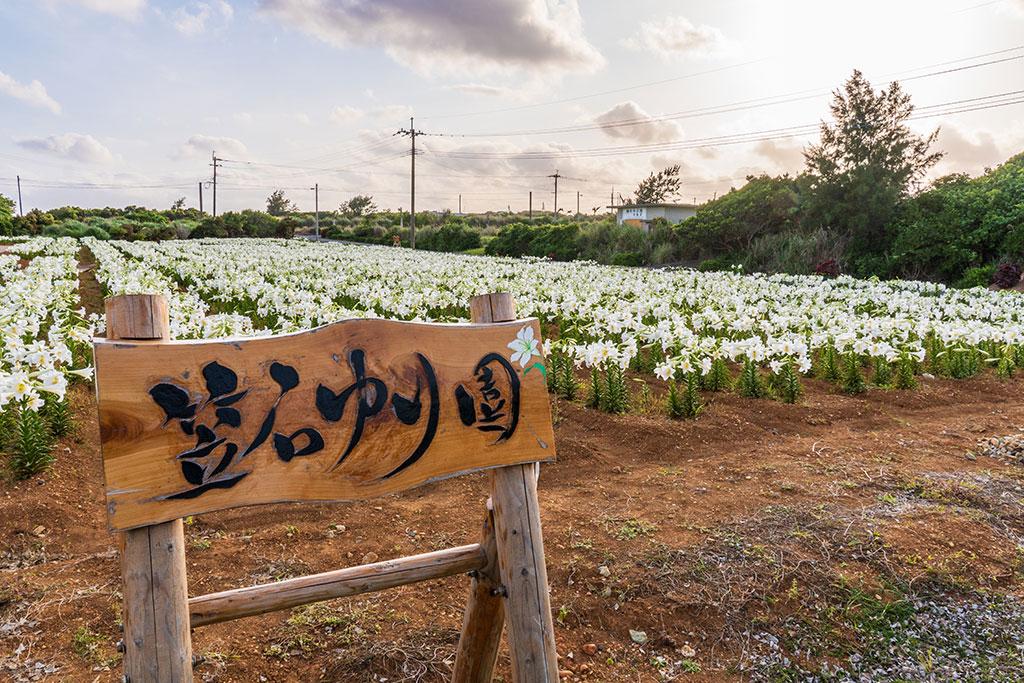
[{"x1": 609, "y1": 203, "x2": 698, "y2": 231}]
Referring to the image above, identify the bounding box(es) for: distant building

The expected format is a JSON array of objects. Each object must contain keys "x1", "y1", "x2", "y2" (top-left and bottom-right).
[{"x1": 609, "y1": 202, "x2": 698, "y2": 231}]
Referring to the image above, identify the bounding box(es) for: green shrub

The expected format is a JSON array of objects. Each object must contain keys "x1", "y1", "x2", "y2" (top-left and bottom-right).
[
  {"x1": 80, "y1": 225, "x2": 111, "y2": 240},
  {"x1": 610, "y1": 251, "x2": 642, "y2": 267},
  {"x1": 485, "y1": 222, "x2": 579, "y2": 260},
  {"x1": 697, "y1": 256, "x2": 736, "y2": 272},
  {"x1": 417, "y1": 220, "x2": 481, "y2": 252},
  {"x1": 743, "y1": 228, "x2": 845, "y2": 275},
  {"x1": 954, "y1": 265, "x2": 996, "y2": 289}
]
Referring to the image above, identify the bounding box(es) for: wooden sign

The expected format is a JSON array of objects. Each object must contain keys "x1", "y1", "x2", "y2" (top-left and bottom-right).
[{"x1": 94, "y1": 317, "x2": 555, "y2": 530}]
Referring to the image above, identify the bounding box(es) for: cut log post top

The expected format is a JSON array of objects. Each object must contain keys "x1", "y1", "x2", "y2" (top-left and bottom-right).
[{"x1": 105, "y1": 294, "x2": 170, "y2": 341}]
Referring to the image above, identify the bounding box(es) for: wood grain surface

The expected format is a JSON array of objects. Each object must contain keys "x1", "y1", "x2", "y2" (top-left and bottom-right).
[{"x1": 94, "y1": 317, "x2": 555, "y2": 530}]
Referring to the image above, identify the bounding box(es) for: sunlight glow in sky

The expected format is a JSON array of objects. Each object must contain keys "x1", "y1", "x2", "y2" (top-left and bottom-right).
[{"x1": 2, "y1": 0, "x2": 1022, "y2": 213}]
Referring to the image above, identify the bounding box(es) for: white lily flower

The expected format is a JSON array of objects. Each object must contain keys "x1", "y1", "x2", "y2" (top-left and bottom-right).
[{"x1": 507, "y1": 325, "x2": 540, "y2": 369}]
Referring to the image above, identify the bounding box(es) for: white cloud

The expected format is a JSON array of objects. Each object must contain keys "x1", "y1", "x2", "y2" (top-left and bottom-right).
[
  {"x1": 329, "y1": 105, "x2": 364, "y2": 124},
  {"x1": 934, "y1": 124, "x2": 1009, "y2": 175},
  {"x1": 293, "y1": 112, "x2": 311, "y2": 125},
  {"x1": 52, "y1": 0, "x2": 146, "y2": 19},
  {"x1": 623, "y1": 15, "x2": 732, "y2": 61},
  {"x1": 172, "y1": 1, "x2": 233, "y2": 35},
  {"x1": 446, "y1": 83, "x2": 521, "y2": 98},
  {"x1": 260, "y1": 0, "x2": 605, "y2": 76},
  {"x1": 15, "y1": 133, "x2": 114, "y2": 163},
  {"x1": 178, "y1": 134, "x2": 247, "y2": 158},
  {"x1": 753, "y1": 139, "x2": 805, "y2": 173},
  {"x1": 233, "y1": 112, "x2": 253, "y2": 123},
  {"x1": 593, "y1": 101, "x2": 683, "y2": 144},
  {"x1": 0, "y1": 71, "x2": 61, "y2": 114},
  {"x1": 370, "y1": 104, "x2": 413, "y2": 123}
]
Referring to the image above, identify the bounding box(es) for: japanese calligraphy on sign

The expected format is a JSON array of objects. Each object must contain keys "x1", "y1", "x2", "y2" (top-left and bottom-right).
[{"x1": 94, "y1": 318, "x2": 555, "y2": 530}]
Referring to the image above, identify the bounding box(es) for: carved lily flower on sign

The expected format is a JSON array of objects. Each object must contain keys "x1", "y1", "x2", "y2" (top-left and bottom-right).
[{"x1": 508, "y1": 325, "x2": 545, "y2": 376}]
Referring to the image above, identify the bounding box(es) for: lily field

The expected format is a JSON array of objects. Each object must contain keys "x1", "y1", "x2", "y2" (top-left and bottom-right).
[
  {"x1": 6, "y1": 235, "x2": 1024, "y2": 419},
  {"x1": 4, "y1": 236, "x2": 1024, "y2": 681}
]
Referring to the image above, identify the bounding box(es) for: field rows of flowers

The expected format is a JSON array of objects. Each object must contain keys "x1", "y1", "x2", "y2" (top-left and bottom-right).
[
  {"x1": 1, "y1": 237, "x2": 96, "y2": 477},
  {"x1": 83, "y1": 237, "x2": 1024, "y2": 415},
  {"x1": 2, "y1": 234, "x2": 1023, "y2": 478}
]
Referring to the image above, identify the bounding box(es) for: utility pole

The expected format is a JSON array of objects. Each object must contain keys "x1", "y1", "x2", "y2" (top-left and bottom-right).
[
  {"x1": 610, "y1": 188, "x2": 614, "y2": 207},
  {"x1": 547, "y1": 170, "x2": 561, "y2": 215},
  {"x1": 198, "y1": 181, "x2": 203, "y2": 213},
  {"x1": 310, "y1": 183, "x2": 320, "y2": 240},
  {"x1": 210, "y1": 151, "x2": 223, "y2": 217},
  {"x1": 16, "y1": 175, "x2": 23, "y2": 216},
  {"x1": 528, "y1": 191, "x2": 532, "y2": 219},
  {"x1": 397, "y1": 118, "x2": 421, "y2": 248},
  {"x1": 458, "y1": 193, "x2": 462, "y2": 214},
  {"x1": 576, "y1": 191, "x2": 581, "y2": 217}
]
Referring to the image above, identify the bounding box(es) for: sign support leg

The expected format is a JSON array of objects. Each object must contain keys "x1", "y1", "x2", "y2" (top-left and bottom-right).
[
  {"x1": 453, "y1": 506, "x2": 505, "y2": 682},
  {"x1": 466, "y1": 293, "x2": 558, "y2": 682},
  {"x1": 106, "y1": 295, "x2": 193, "y2": 683}
]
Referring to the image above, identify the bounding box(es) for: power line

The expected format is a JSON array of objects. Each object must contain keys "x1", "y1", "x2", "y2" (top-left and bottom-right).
[
  {"x1": 424, "y1": 89, "x2": 1024, "y2": 161},
  {"x1": 418, "y1": 44, "x2": 1022, "y2": 124},
  {"x1": 419, "y1": 59, "x2": 768, "y2": 121},
  {"x1": 433, "y1": 51, "x2": 1024, "y2": 139}
]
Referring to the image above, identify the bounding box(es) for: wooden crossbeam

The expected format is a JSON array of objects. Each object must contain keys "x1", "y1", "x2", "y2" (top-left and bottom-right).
[{"x1": 189, "y1": 543, "x2": 487, "y2": 628}]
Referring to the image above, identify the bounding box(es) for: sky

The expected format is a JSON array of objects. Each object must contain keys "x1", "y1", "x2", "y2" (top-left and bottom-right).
[{"x1": 1, "y1": 0, "x2": 1023, "y2": 214}]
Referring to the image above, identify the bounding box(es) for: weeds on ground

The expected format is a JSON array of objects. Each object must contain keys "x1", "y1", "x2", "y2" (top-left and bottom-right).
[{"x1": 72, "y1": 626, "x2": 120, "y2": 668}]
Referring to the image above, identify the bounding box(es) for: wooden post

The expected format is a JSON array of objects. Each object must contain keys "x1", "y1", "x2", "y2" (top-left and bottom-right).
[
  {"x1": 452, "y1": 506, "x2": 505, "y2": 682},
  {"x1": 106, "y1": 294, "x2": 193, "y2": 683},
  {"x1": 465, "y1": 293, "x2": 559, "y2": 682}
]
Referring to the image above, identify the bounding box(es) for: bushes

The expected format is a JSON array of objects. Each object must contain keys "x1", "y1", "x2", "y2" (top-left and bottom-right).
[
  {"x1": 676, "y1": 174, "x2": 804, "y2": 263},
  {"x1": 955, "y1": 265, "x2": 996, "y2": 289},
  {"x1": 744, "y1": 229, "x2": 844, "y2": 275},
  {"x1": 486, "y1": 223, "x2": 545, "y2": 258},
  {"x1": 416, "y1": 220, "x2": 481, "y2": 252},
  {"x1": 0, "y1": 194, "x2": 14, "y2": 235},
  {"x1": 888, "y1": 154, "x2": 1024, "y2": 283},
  {"x1": 486, "y1": 222, "x2": 567, "y2": 259},
  {"x1": 487, "y1": 220, "x2": 661, "y2": 266},
  {"x1": 188, "y1": 211, "x2": 283, "y2": 239},
  {"x1": 611, "y1": 251, "x2": 642, "y2": 267},
  {"x1": 576, "y1": 221, "x2": 643, "y2": 263}
]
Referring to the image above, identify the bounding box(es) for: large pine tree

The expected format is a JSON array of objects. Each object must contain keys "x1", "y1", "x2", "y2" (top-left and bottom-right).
[{"x1": 804, "y1": 70, "x2": 942, "y2": 274}]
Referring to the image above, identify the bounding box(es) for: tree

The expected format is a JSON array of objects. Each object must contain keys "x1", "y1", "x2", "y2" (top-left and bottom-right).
[
  {"x1": 0, "y1": 194, "x2": 14, "y2": 236},
  {"x1": 676, "y1": 174, "x2": 804, "y2": 261},
  {"x1": 340, "y1": 194, "x2": 377, "y2": 217},
  {"x1": 629, "y1": 165, "x2": 682, "y2": 204},
  {"x1": 266, "y1": 189, "x2": 296, "y2": 216},
  {"x1": 888, "y1": 152, "x2": 1024, "y2": 283},
  {"x1": 804, "y1": 70, "x2": 942, "y2": 274},
  {"x1": 171, "y1": 197, "x2": 186, "y2": 211}
]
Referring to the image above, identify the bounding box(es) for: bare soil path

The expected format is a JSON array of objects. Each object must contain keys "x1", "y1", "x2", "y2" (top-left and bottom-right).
[{"x1": 3, "y1": 374, "x2": 1024, "y2": 681}]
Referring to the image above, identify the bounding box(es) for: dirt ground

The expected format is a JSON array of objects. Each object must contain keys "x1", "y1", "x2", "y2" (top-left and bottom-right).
[
  {"x1": 2, "y1": 247, "x2": 1023, "y2": 681},
  {"x1": 4, "y1": 365, "x2": 1024, "y2": 681}
]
